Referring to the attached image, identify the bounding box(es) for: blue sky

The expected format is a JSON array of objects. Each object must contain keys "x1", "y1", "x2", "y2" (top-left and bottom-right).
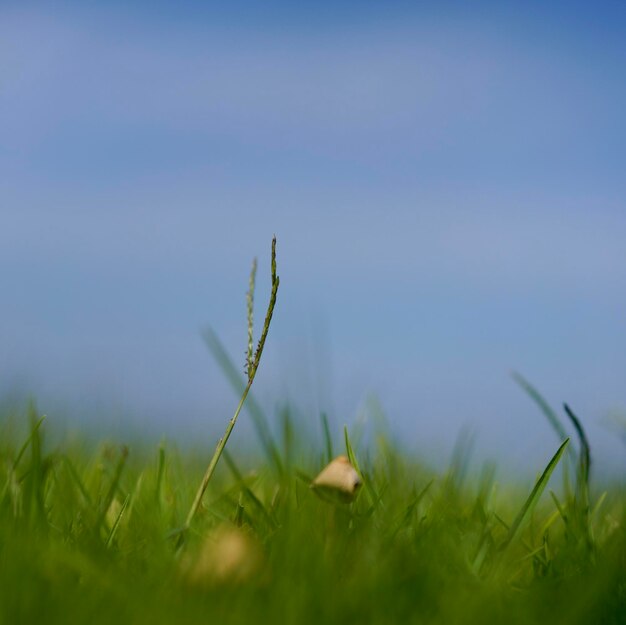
[{"x1": 1, "y1": 2, "x2": 625, "y2": 474}]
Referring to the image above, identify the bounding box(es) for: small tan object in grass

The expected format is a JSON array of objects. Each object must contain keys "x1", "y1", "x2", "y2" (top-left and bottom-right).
[
  {"x1": 311, "y1": 455, "x2": 362, "y2": 503},
  {"x1": 184, "y1": 524, "x2": 264, "y2": 587}
]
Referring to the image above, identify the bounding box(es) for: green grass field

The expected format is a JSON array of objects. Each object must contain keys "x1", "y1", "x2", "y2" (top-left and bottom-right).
[
  {"x1": 0, "y1": 399, "x2": 624, "y2": 625},
  {"x1": 1, "y1": 241, "x2": 624, "y2": 624}
]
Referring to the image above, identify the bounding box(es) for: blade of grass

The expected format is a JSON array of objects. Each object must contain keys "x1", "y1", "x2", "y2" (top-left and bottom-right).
[
  {"x1": 95, "y1": 446, "x2": 128, "y2": 536},
  {"x1": 512, "y1": 372, "x2": 569, "y2": 440},
  {"x1": 125, "y1": 472, "x2": 144, "y2": 525},
  {"x1": 62, "y1": 456, "x2": 93, "y2": 508},
  {"x1": 321, "y1": 412, "x2": 333, "y2": 464},
  {"x1": 12, "y1": 415, "x2": 46, "y2": 471},
  {"x1": 512, "y1": 372, "x2": 575, "y2": 496},
  {"x1": 280, "y1": 405, "x2": 294, "y2": 471},
  {"x1": 388, "y1": 480, "x2": 433, "y2": 539},
  {"x1": 540, "y1": 509, "x2": 561, "y2": 536},
  {"x1": 592, "y1": 491, "x2": 607, "y2": 520},
  {"x1": 344, "y1": 425, "x2": 380, "y2": 507},
  {"x1": 500, "y1": 438, "x2": 570, "y2": 551},
  {"x1": 295, "y1": 469, "x2": 315, "y2": 485},
  {"x1": 0, "y1": 415, "x2": 46, "y2": 505},
  {"x1": 155, "y1": 442, "x2": 166, "y2": 508},
  {"x1": 27, "y1": 403, "x2": 46, "y2": 526},
  {"x1": 344, "y1": 425, "x2": 360, "y2": 475},
  {"x1": 223, "y1": 449, "x2": 277, "y2": 529},
  {"x1": 563, "y1": 403, "x2": 594, "y2": 550},
  {"x1": 445, "y1": 426, "x2": 475, "y2": 494},
  {"x1": 563, "y1": 403, "x2": 591, "y2": 487},
  {"x1": 233, "y1": 492, "x2": 245, "y2": 527},
  {"x1": 471, "y1": 538, "x2": 492, "y2": 576},
  {"x1": 105, "y1": 493, "x2": 130, "y2": 548},
  {"x1": 549, "y1": 490, "x2": 569, "y2": 527}
]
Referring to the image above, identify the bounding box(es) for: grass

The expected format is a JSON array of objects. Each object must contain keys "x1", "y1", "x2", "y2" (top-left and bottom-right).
[
  {"x1": 0, "y1": 239, "x2": 624, "y2": 624},
  {"x1": 1, "y1": 406, "x2": 624, "y2": 625}
]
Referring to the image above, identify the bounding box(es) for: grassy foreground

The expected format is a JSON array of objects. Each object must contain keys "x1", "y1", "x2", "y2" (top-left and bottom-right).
[
  {"x1": 1, "y1": 243, "x2": 624, "y2": 623},
  {"x1": 0, "y1": 403, "x2": 624, "y2": 625}
]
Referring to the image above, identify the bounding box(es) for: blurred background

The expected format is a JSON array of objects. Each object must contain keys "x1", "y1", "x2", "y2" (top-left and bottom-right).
[{"x1": 1, "y1": 1, "x2": 625, "y2": 475}]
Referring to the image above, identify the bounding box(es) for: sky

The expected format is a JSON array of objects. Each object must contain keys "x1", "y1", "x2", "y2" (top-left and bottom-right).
[{"x1": 1, "y1": 1, "x2": 625, "y2": 475}]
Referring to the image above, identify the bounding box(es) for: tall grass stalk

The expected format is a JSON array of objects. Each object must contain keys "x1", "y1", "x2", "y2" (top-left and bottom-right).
[{"x1": 181, "y1": 237, "x2": 279, "y2": 537}]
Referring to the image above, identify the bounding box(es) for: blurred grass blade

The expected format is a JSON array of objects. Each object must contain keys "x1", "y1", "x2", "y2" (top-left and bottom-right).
[
  {"x1": 389, "y1": 480, "x2": 433, "y2": 539},
  {"x1": 95, "y1": 446, "x2": 128, "y2": 535},
  {"x1": 563, "y1": 403, "x2": 591, "y2": 486},
  {"x1": 155, "y1": 442, "x2": 166, "y2": 508},
  {"x1": 105, "y1": 493, "x2": 130, "y2": 548},
  {"x1": 512, "y1": 372, "x2": 571, "y2": 443},
  {"x1": 563, "y1": 403, "x2": 594, "y2": 549},
  {"x1": 13, "y1": 415, "x2": 46, "y2": 471},
  {"x1": 27, "y1": 403, "x2": 46, "y2": 525},
  {"x1": 234, "y1": 492, "x2": 245, "y2": 527},
  {"x1": 445, "y1": 426, "x2": 475, "y2": 494},
  {"x1": 540, "y1": 509, "x2": 561, "y2": 535},
  {"x1": 126, "y1": 472, "x2": 144, "y2": 524},
  {"x1": 321, "y1": 412, "x2": 333, "y2": 463},
  {"x1": 512, "y1": 371, "x2": 576, "y2": 494},
  {"x1": 1, "y1": 415, "x2": 46, "y2": 505},
  {"x1": 344, "y1": 425, "x2": 361, "y2": 475},
  {"x1": 62, "y1": 456, "x2": 93, "y2": 508},
  {"x1": 223, "y1": 450, "x2": 277, "y2": 529},
  {"x1": 592, "y1": 491, "x2": 607, "y2": 520},
  {"x1": 500, "y1": 438, "x2": 569, "y2": 551},
  {"x1": 549, "y1": 490, "x2": 568, "y2": 527},
  {"x1": 343, "y1": 425, "x2": 379, "y2": 506},
  {"x1": 280, "y1": 406, "x2": 294, "y2": 471}
]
